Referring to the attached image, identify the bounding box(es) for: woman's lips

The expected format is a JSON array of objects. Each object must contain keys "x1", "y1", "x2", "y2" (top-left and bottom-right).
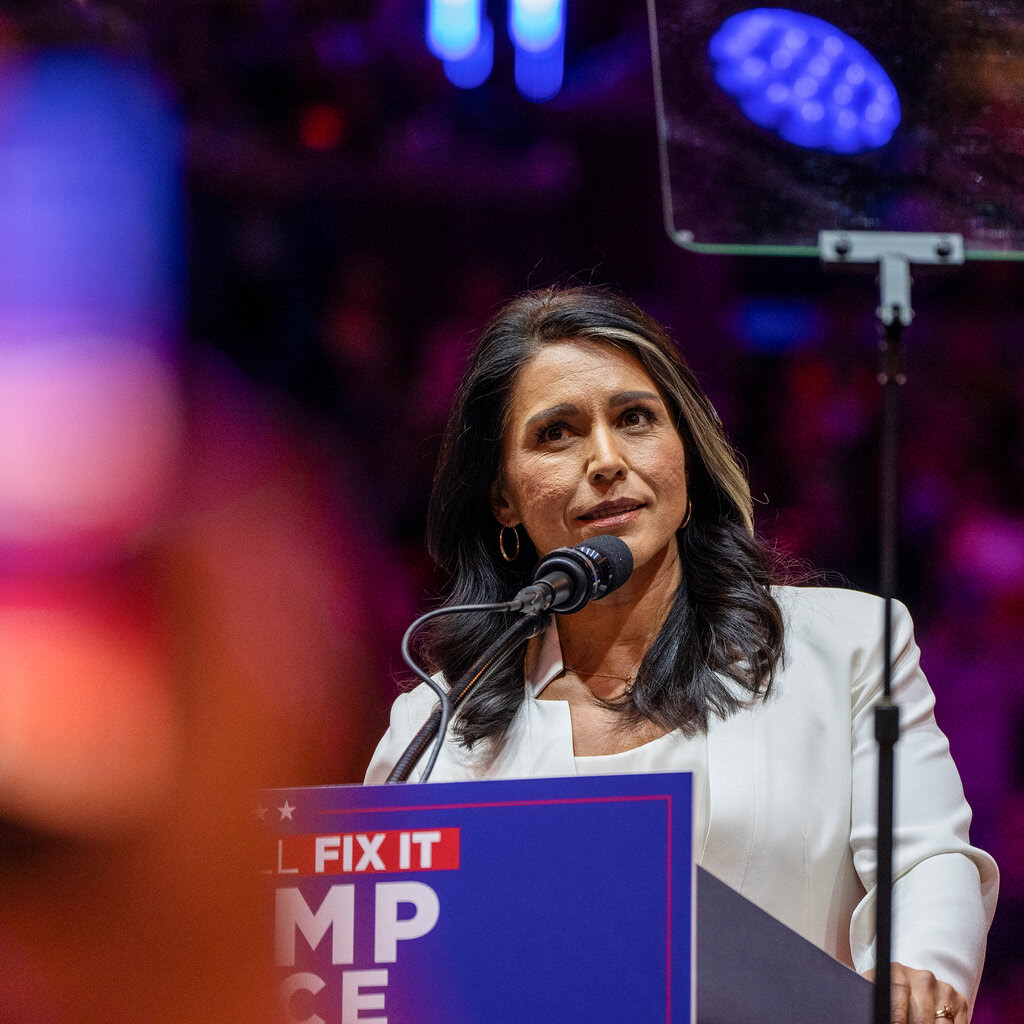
[
  {"x1": 582, "y1": 508, "x2": 642, "y2": 527},
  {"x1": 577, "y1": 501, "x2": 645, "y2": 526}
]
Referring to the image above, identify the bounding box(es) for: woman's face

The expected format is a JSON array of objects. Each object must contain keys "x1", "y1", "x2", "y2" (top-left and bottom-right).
[{"x1": 492, "y1": 340, "x2": 689, "y2": 578}]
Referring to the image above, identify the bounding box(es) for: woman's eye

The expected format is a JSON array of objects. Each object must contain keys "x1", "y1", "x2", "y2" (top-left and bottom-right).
[
  {"x1": 533, "y1": 421, "x2": 569, "y2": 444},
  {"x1": 621, "y1": 406, "x2": 654, "y2": 427}
]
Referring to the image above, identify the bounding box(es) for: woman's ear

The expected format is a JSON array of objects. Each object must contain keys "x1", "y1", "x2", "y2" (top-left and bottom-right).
[{"x1": 490, "y1": 475, "x2": 519, "y2": 527}]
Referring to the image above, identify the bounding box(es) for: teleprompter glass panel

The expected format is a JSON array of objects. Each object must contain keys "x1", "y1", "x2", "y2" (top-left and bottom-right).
[{"x1": 648, "y1": 0, "x2": 1024, "y2": 257}]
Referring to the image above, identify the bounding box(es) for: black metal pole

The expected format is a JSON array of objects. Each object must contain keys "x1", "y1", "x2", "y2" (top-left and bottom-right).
[{"x1": 873, "y1": 314, "x2": 903, "y2": 1024}]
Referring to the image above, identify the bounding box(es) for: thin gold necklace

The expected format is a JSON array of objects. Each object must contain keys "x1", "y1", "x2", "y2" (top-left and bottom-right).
[{"x1": 563, "y1": 664, "x2": 638, "y2": 694}]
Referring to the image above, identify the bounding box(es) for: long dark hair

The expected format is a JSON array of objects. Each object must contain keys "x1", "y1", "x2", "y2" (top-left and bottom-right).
[{"x1": 424, "y1": 285, "x2": 784, "y2": 750}]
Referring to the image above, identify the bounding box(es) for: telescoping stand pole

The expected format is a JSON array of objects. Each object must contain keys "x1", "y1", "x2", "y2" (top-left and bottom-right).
[{"x1": 819, "y1": 230, "x2": 964, "y2": 1024}]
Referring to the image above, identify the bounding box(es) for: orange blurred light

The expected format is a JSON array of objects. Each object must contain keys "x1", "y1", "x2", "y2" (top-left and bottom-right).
[{"x1": 0, "y1": 593, "x2": 178, "y2": 836}]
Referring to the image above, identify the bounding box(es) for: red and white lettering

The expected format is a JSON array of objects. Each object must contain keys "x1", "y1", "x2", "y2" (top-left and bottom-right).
[{"x1": 275, "y1": 828, "x2": 460, "y2": 876}]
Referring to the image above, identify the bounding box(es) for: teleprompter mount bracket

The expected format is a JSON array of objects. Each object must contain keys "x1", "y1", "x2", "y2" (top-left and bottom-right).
[{"x1": 819, "y1": 231, "x2": 965, "y2": 327}]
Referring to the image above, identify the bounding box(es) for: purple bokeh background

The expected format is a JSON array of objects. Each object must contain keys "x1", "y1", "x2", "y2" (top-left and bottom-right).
[{"x1": 0, "y1": 2, "x2": 1020, "y2": 1018}]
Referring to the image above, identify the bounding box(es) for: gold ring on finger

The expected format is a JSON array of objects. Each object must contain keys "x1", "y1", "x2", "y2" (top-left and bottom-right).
[{"x1": 934, "y1": 1007, "x2": 955, "y2": 1021}]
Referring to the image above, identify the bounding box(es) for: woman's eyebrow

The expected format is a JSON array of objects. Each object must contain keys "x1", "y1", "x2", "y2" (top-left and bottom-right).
[
  {"x1": 609, "y1": 390, "x2": 661, "y2": 407},
  {"x1": 524, "y1": 403, "x2": 578, "y2": 430},
  {"x1": 523, "y1": 391, "x2": 662, "y2": 431}
]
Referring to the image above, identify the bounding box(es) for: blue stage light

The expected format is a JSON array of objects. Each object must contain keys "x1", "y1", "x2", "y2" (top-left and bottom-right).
[
  {"x1": 444, "y1": 16, "x2": 494, "y2": 89},
  {"x1": 427, "y1": 0, "x2": 482, "y2": 61},
  {"x1": 708, "y1": 8, "x2": 900, "y2": 154},
  {"x1": 514, "y1": 37, "x2": 564, "y2": 102},
  {"x1": 509, "y1": 0, "x2": 564, "y2": 53}
]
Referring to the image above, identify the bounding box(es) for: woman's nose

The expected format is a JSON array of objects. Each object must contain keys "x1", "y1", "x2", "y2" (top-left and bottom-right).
[{"x1": 587, "y1": 426, "x2": 627, "y2": 483}]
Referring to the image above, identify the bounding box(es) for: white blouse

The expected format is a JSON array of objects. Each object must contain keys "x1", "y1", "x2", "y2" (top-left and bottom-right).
[
  {"x1": 527, "y1": 621, "x2": 712, "y2": 857},
  {"x1": 573, "y1": 731, "x2": 710, "y2": 860}
]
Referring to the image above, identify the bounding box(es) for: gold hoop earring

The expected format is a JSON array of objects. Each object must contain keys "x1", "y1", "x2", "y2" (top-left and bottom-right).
[
  {"x1": 679, "y1": 500, "x2": 692, "y2": 530},
  {"x1": 499, "y1": 525, "x2": 520, "y2": 562}
]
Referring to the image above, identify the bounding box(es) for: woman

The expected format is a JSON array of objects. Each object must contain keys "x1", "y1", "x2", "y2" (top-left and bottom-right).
[{"x1": 366, "y1": 286, "x2": 998, "y2": 1022}]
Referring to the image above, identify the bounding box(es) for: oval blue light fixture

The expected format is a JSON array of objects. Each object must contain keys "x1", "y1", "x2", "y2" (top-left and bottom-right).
[{"x1": 708, "y1": 8, "x2": 900, "y2": 154}]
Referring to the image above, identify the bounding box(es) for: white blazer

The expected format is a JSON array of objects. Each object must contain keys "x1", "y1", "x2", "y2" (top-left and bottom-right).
[{"x1": 365, "y1": 586, "x2": 999, "y2": 1004}]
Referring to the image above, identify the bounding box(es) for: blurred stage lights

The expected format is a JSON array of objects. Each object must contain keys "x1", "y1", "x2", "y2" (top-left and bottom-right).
[
  {"x1": 427, "y1": 0, "x2": 483, "y2": 61},
  {"x1": 708, "y1": 8, "x2": 901, "y2": 154},
  {"x1": 0, "y1": 53, "x2": 183, "y2": 567},
  {"x1": 444, "y1": 16, "x2": 494, "y2": 90},
  {"x1": 426, "y1": 0, "x2": 566, "y2": 102},
  {"x1": 509, "y1": 0, "x2": 564, "y2": 53}
]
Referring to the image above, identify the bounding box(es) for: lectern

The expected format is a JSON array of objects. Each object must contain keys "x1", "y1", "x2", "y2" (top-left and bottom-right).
[{"x1": 262, "y1": 773, "x2": 870, "y2": 1023}]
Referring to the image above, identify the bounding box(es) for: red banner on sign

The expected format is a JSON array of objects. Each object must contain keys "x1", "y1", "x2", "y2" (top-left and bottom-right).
[{"x1": 267, "y1": 829, "x2": 460, "y2": 876}]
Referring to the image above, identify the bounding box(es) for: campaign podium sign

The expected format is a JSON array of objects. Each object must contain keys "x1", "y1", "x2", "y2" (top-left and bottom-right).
[{"x1": 261, "y1": 773, "x2": 694, "y2": 1024}]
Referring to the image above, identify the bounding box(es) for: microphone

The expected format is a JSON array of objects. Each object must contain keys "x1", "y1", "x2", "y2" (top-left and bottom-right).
[
  {"x1": 387, "y1": 535, "x2": 632, "y2": 781},
  {"x1": 509, "y1": 535, "x2": 633, "y2": 615}
]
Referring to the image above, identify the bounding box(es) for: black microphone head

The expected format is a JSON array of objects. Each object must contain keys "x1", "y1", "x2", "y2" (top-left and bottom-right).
[
  {"x1": 532, "y1": 534, "x2": 633, "y2": 614},
  {"x1": 576, "y1": 534, "x2": 633, "y2": 597}
]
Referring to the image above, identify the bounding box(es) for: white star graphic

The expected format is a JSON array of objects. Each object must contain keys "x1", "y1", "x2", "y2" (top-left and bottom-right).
[
  {"x1": 278, "y1": 800, "x2": 296, "y2": 821},
  {"x1": 254, "y1": 805, "x2": 268, "y2": 821}
]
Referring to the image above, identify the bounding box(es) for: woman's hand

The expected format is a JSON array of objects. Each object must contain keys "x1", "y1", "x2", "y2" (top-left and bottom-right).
[{"x1": 862, "y1": 963, "x2": 969, "y2": 1023}]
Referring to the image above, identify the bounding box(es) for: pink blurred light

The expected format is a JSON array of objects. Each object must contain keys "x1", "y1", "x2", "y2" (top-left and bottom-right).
[{"x1": 0, "y1": 339, "x2": 181, "y2": 568}]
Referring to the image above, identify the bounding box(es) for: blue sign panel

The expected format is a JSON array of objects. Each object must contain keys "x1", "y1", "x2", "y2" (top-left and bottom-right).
[{"x1": 260, "y1": 773, "x2": 694, "y2": 1024}]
